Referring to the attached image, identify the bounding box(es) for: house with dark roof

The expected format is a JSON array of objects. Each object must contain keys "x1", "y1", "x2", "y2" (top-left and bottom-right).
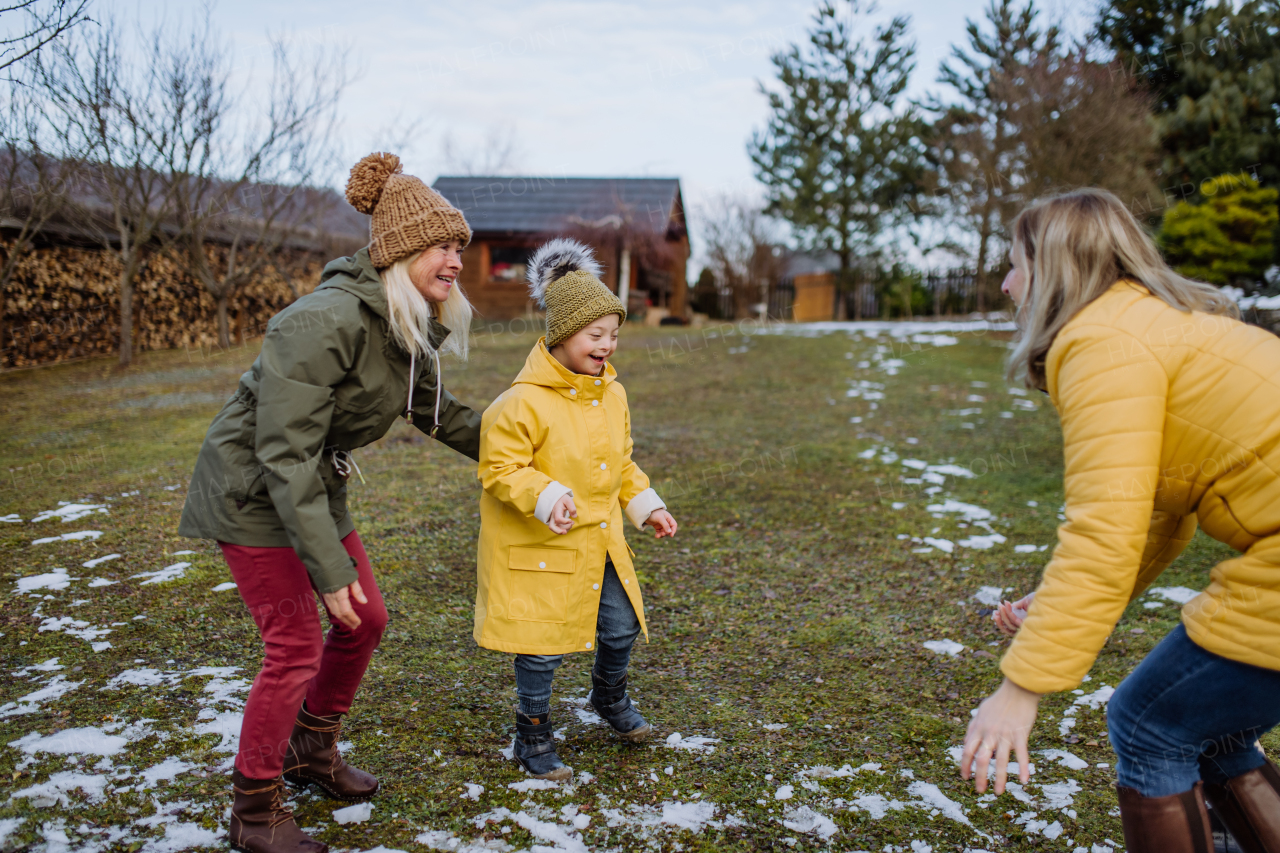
[{"x1": 432, "y1": 176, "x2": 689, "y2": 321}]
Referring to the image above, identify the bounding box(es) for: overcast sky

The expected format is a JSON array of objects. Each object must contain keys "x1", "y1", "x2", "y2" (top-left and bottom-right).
[{"x1": 124, "y1": 0, "x2": 1094, "y2": 264}]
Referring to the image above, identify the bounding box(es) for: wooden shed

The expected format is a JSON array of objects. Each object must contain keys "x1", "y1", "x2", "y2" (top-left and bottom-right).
[{"x1": 432, "y1": 176, "x2": 690, "y2": 321}]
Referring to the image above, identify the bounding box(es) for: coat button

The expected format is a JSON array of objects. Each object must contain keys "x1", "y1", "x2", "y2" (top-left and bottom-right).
[
  {"x1": 599, "y1": 521, "x2": 607, "y2": 529},
  {"x1": 624, "y1": 578, "x2": 629, "y2": 584},
  {"x1": 592, "y1": 400, "x2": 599, "y2": 407},
  {"x1": 539, "y1": 561, "x2": 546, "y2": 568},
  {"x1": 594, "y1": 379, "x2": 602, "y2": 386},
  {"x1": 593, "y1": 583, "x2": 600, "y2": 590},
  {"x1": 570, "y1": 389, "x2": 577, "y2": 396},
  {"x1": 600, "y1": 462, "x2": 607, "y2": 470},
  {"x1": 585, "y1": 641, "x2": 592, "y2": 649}
]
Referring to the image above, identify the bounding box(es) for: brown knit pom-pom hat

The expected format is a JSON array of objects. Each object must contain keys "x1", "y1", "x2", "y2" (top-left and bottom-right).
[
  {"x1": 527, "y1": 239, "x2": 626, "y2": 349},
  {"x1": 344, "y1": 152, "x2": 471, "y2": 269}
]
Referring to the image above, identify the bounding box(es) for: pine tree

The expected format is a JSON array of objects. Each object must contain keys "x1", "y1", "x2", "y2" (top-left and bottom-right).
[{"x1": 749, "y1": 1, "x2": 925, "y2": 319}]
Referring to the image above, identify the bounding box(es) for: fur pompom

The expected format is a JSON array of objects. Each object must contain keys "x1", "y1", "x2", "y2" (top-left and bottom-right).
[
  {"x1": 345, "y1": 152, "x2": 402, "y2": 214},
  {"x1": 527, "y1": 238, "x2": 602, "y2": 306}
]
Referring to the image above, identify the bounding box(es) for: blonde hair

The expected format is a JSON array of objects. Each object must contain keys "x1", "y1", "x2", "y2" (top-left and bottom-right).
[
  {"x1": 381, "y1": 252, "x2": 473, "y2": 360},
  {"x1": 1006, "y1": 188, "x2": 1238, "y2": 390}
]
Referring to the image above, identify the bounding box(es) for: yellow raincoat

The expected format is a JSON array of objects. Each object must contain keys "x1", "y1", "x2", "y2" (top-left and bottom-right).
[{"x1": 473, "y1": 339, "x2": 666, "y2": 655}]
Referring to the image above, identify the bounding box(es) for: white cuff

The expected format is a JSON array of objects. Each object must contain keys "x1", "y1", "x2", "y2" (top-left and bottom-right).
[
  {"x1": 624, "y1": 488, "x2": 666, "y2": 530},
  {"x1": 534, "y1": 481, "x2": 574, "y2": 526}
]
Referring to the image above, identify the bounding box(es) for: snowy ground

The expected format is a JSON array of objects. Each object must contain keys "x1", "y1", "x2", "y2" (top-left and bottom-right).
[{"x1": 0, "y1": 325, "x2": 1264, "y2": 852}]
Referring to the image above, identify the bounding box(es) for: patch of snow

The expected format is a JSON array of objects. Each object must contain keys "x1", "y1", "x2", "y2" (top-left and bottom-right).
[
  {"x1": 10, "y1": 770, "x2": 110, "y2": 806},
  {"x1": 921, "y1": 537, "x2": 954, "y2": 553},
  {"x1": 87, "y1": 578, "x2": 118, "y2": 587},
  {"x1": 137, "y1": 758, "x2": 196, "y2": 789},
  {"x1": 1073, "y1": 686, "x2": 1115, "y2": 710},
  {"x1": 847, "y1": 792, "x2": 906, "y2": 819},
  {"x1": 1040, "y1": 779, "x2": 1083, "y2": 810},
  {"x1": 9, "y1": 726, "x2": 128, "y2": 756},
  {"x1": 1040, "y1": 749, "x2": 1088, "y2": 771},
  {"x1": 31, "y1": 530, "x2": 101, "y2": 545},
  {"x1": 973, "y1": 586, "x2": 1010, "y2": 606},
  {"x1": 1147, "y1": 586, "x2": 1198, "y2": 605},
  {"x1": 211, "y1": 582, "x2": 237, "y2": 592},
  {"x1": 461, "y1": 783, "x2": 484, "y2": 801},
  {"x1": 1014, "y1": 544, "x2": 1049, "y2": 553},
  {"x1": 0, "y1": 514, "x2": 22, "y2": 523},
  {"x1": 0, "y1": 675, "x2": 83, "y2": 718},
  {"x1": 923, "y1": 640, "x2": 965, "y2": 657},
  {"x1": 16, "y1": 568, "x2": 77, "y2": 593},
  {"x1": 762, "y1": 723, "x2": 787, "y2": 732},
  {"x1": 781, "y1": 805, "x2": 838, "y2": 840},
  {"x1": 661, "y1": 801, "x2": 717, "y2": 831},
  {"x1": 32, "y1": 503, "x2": 108, "y2": 523},
  {"x1": 664, "y1": 732, "x2": 719, "y2": 753},
  {"x1": 82, "y1": 554, "x2": 121, "y2": 568},
  {"x1": 958, "y1": 532, "x2": 1007, "y2": 549},
  {"x1": 508, "y1": 778, "x2": 560, "y2": 793},
  {"x1": 774, "y1": 784, "x2": 795, "y2": 800},
  {"x1": 909, "y1": 781, "x2": 986, "y2": 837},
  {"x1": 333, "y1": 802, "x2": 373, "y2": 824},
  {"x1": 131, "y1": 563, "x2": 190, "y2": 585}
]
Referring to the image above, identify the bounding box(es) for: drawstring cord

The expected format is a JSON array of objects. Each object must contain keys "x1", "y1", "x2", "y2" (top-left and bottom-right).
[
  {"x1": 330, "y1": 449, "x2": 365, "y2": 485},
  {"x1": 406, "y1": 348, "x2": 443, "y2": 438}
]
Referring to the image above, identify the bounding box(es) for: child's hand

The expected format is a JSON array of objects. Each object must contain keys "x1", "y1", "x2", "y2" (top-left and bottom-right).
[
  {"x1": 993, "y1": 592, "x2": 1034, "y2": 636},
  {"x1": 549, "y1": 494, "x2": 577, "y2": 534},
  {"x1": 645, "y1": 509, "x2": 678, "y2": 539}
]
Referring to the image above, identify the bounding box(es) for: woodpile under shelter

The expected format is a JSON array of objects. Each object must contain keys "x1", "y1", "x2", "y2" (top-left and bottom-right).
[{"x1": 432, "y1": 176, "x2": 690, "y2": 321}]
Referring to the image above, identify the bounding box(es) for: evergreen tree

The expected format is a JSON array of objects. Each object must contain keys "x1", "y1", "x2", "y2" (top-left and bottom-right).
[
  {"x1": 1160, "y1": 172, "x2": 1278, "y2": 288},
  {"x1": 749, "y1": 0, "x2": 925, "y2": 319}
]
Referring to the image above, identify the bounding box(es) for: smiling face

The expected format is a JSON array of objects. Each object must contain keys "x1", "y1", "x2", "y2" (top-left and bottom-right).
[
  {"x1": 548, "y1": 313, "x2": 621, "y2": 375},
  {"x1": 408, "y1": 241, "x2": 465, "y2": 303}
]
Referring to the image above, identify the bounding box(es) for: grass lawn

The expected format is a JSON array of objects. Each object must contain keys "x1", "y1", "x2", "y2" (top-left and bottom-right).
[{"x1": 0, "y1": 320, "x2": 1266, "y2": 852}]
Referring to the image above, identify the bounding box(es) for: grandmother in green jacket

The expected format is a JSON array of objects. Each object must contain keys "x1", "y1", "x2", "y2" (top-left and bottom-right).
[{"x1": 178, "y1": 153, "x2": 479, "y2": 853}]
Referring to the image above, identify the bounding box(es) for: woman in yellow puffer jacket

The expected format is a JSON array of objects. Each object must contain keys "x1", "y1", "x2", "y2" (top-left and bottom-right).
[{"x1": 959, "y1": 189, "x2": 1280, "y2": 853}]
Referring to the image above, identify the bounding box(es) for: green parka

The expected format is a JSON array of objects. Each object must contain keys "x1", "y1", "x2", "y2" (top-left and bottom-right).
[{"x1": 178, "y1": 249, "x2": 481, "y2": 593}]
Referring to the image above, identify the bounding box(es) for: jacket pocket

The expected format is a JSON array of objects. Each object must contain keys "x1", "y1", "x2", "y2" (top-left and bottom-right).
[{"x1": 506, "y1": 546, "x2": 576, "y2": 624}]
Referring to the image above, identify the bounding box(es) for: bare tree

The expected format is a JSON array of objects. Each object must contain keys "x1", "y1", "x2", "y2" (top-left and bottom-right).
[
  {"x1": 0, "y1": 0, "x2": 91, "y2": 74},
  {"x1": 171, "y1": 33, "x2": 352, "y2": 348},
  {"x1": 0, "y1": 58, "x2": 85, "y2": 361},
  {"x1": 40, "y1": 11, "x2": 233, "y2": 366},
  {"x1": 439, "y1": 123, "x2": 525, "y2": 176},
  {"x1": 698, "y1": 194, "x2": 784, "y2": 320}
]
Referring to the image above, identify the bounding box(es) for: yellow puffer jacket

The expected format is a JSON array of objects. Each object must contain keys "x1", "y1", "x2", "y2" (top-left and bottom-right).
[
  {"x1": 1003, "y1": 280, "x2": 1280, "y2": 694},
  {"x1": 472, "y1": 340, "x2": 666, "y2": 655}
]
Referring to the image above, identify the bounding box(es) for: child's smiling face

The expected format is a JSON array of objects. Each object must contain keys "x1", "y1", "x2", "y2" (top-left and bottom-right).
[{"x1": 549, "y1": 313, "x2": 621, "y2": 375}]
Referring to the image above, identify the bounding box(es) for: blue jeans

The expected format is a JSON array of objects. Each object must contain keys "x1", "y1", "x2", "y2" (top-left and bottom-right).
[
  {"x1": 514, "y1": 559, "x2": 640, "y2": 716},
  {"x1": 1107, "y1": 623, "x2": 1280, "y2": 797}
]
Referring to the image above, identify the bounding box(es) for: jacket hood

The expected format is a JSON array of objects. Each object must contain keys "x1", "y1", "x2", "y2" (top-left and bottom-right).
[
  {"x1": 513, "y1": 337, "x2": 617, "y2": 391},
  {"x1": 316, "y1": 247, "x2": 452, "y2": 352}
]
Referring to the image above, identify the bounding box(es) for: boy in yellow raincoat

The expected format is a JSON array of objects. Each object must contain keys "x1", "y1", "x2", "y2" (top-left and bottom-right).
[{"x1": 474, "y1": 239, "x2": 678, "y2": 780}]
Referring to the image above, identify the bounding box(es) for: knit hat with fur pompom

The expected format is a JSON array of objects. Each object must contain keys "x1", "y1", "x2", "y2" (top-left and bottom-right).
[
  {"x1": 528, "y1": 238, "x2": 626, "y2": 348},
  {"x1": 345, "y1": 152, "x2": 471, "y2": 269}
]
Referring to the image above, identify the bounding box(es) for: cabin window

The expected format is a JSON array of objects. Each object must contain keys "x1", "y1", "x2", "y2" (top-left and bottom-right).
[{"x1": 489, "y1": 246, "x2": 531, "y2": 282}]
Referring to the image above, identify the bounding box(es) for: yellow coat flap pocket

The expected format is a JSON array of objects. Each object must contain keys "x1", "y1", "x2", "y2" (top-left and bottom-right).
[{"x1": 508, "y1": 546, "x2": 576, "y2": 573}]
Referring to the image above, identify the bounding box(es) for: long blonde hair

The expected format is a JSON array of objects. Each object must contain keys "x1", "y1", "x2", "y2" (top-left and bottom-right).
[
  {"x1": 1006, "y1": 188, "x2": 1238, "y2": 390},
  {"x1": 381, "y1": 253, "x2": 473, "y2": 360}
]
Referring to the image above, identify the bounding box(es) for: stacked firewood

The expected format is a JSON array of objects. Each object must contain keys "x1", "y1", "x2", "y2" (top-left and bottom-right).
[{"x1": 1, "y1": 241, "x2": 326, "y2": 369}]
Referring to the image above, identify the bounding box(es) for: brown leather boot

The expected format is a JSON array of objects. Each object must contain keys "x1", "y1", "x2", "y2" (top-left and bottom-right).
[
  {"x1": 283, "y1": 704, "x2": 378, "y2": 802},
  {"x1": 229, "y1": 769, "x2": 327, "y2": 853},
  {"x1": 1117, "y1": 782, "x2": 1214, "y2": 853},
  {"x1": 1203, "y1": 759, "x2": 1280, "y2": 853}
]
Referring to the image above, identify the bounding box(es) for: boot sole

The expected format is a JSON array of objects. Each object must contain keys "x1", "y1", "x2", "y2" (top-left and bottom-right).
[
  {"x1": 617, "y1": 723, "x2": 652, "y2": 743},
  {"x1": 283, "y1": 771, "x2": 377, "y2": 803}
]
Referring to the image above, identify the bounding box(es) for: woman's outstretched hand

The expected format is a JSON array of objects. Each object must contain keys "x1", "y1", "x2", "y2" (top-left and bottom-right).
[
  {"x1": 993, "y1": 592, "x2": 1035, "y2": 636},
  {"x1": 645, "y1": 510, "x2": 678, "y2": 538},
  {"x1": 960, "y1": 677, "x2": 1042, "y2": 794},
  {"x1": 323, "y1": 580, "x2": 368, "y2": 631}
]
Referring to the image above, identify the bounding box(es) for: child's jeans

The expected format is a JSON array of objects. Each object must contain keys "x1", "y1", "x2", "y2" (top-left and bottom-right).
[
  {"x1": 514, "y1": 558, "x2": 640, "y2": 716},
  {"x1": 1107, "y1": 623, "x2": 1280, "y2": 797}
]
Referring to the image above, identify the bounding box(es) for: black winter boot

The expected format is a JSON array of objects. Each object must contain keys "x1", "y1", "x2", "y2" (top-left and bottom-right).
[
  {"x1": 512, "y1": 712, "x2": 572, "y2": 781},
  {"x1": 586, "y1": 668, "x2": 651, "y2": 742}
]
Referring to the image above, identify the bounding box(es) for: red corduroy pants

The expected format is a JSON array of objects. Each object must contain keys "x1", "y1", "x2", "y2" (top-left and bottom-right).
[{"x1": 219, "y1": 530, "x2": 387, "y2": 780}]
